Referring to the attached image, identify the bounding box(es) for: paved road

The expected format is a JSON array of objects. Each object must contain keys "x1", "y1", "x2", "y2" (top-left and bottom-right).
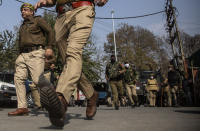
[{"x1": 0, "y1": 106, "x2": 200, "y2": 131}]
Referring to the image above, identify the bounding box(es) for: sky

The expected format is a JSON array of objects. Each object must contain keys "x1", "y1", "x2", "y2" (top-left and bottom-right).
[{"x1": 0, "y1": 0, "x2": 200, "y2": 46}]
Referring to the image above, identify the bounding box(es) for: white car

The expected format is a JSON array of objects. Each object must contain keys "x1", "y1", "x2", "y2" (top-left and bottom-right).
[{"x1": 0, "y1": 81, "x2": 17, "y2": 105}]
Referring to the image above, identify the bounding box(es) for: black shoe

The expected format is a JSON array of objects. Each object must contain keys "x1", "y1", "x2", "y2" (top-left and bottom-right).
[
  {"x1": 115, "y1": 105, "x2": 119, "y2": 110},
  {"x1": 41, "y1": 86, "x2": 68, "y2": 127},
  {"x1": 131, "y1": 104, "x2": 136, "y2": 108},
  {"x1": 38, "y1": 77, "x2": 67, "y2": 127},
  {"x1": 32, "y1": 106, "x2": 42, "y2": 112}
]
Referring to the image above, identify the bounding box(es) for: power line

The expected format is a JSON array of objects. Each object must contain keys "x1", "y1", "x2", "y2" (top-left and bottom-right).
[
  {"x1": 15, "y1": 0, "x2": 165, "y2": 20},
  {"x1": 95, "y1": 20, "x2": 112, "y2": 29},
  {"x1": 95, "y1": 10, "x2": 165, "y2": 20}
]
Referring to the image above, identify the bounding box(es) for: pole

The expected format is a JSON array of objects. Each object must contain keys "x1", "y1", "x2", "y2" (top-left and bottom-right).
[
  {"x1": 169, "y1": 0, "x2": 188, "y2": 78},
  {"x1": 111, "y1": 10, "x2": 117, "y2": 61}
]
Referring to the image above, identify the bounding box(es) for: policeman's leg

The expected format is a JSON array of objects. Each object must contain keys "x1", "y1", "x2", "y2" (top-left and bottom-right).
[
  {"x1": 167, "y1": 90, "x2": 172, "y2": 107},
  {"x1": 14, "y1": 55, "x2": 29, "y2": 109},
  {"x1": 29, "y1": 83, "x2": 41, "y2": 108},
  {"x1": 77, "y1": 73, "x2": 94, "y2": 99},
  {"x1": 149, "y1": 91, "x2": 153, "y2": 106},
  {"x1": 56, "y1": 6, "x2": 95, "y2": 103},
  {"x1": 171, "y1": 88, "x2": 176, "y2": 106},
  {"x1": 132, "y1": 85, "x2": 138, "y2": 105},
  {"x1": 110, "y1": 81, "x2": 119, "y2": 108},
  {"x1": 125, "y1": 84, "x2": 134, "y2": 105},
  {"x1": 78, "y1": 73, "x2": 98, "y2": 119},
  {"x1": 153, "y1": 92, "x2": 157, "y2": 107},
  {"x1": 8, "y1": 55, "x2": 30, "y2": 116},
  {"x1": 117, "y1": 80, "x2": 124, "y2": 106}
]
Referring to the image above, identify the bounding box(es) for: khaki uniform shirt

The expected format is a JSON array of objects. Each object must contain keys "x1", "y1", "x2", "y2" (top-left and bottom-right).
[
  {"x1": 147, "y1": 79, "x2": 159, "y2": 91},
  {"x1": 19, "y1": 16, "x2": 54, "y2": 49}
]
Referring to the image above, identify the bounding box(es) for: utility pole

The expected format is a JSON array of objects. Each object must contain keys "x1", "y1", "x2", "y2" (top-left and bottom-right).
[
  {"x1": 111, "y1": 10, "x2": 117, "y2": 61},
  {"x1": 165, "y1": 0, "x2": 188, "y2": 78}
]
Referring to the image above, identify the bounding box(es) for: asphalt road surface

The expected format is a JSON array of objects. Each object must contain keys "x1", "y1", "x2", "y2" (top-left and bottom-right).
[{"x1": 0, "y1": 106, "x2": 200, "y2": 131}]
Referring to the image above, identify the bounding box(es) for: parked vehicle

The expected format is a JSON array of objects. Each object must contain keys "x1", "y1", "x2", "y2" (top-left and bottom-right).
[
  {"x1": 93, "y1": 82, "x2": 109, "y2": 106},
  {"x1": 0, "y1": 72, "x2": 34, "y2": 107},
  {"x1": 69, "y1": 88, "x2": 87, "y2": 107},
  {"x1": 0, "y1": 81, "x2": 17, "y2": 106}
]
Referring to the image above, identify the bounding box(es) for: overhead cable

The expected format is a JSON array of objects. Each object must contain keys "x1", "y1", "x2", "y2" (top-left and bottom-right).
[
  {"x1": 95, "y1": 10, "x2": 165, "y2": 20},
  {"x1": 15, "y1": 0, "x2": 165, "y2": 20}
]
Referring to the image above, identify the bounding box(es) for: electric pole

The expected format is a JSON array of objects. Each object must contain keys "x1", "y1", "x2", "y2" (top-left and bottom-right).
[
  {"x1": 111, "y1": 10, "x2": 117, "y2": 61},
  {"x1": 165, "y1": 0, "x2": 188, "y2": 78}
]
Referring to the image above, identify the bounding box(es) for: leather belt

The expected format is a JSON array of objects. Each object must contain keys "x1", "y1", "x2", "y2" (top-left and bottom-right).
[
  {"x1": 72, "y1": 1, "x2": 92, "y2": 8},
  {"x1": 57, "y1": 1, "x2": 93, "y2": 15},
  {"x1": 20, "y1": 45, "x2": 44, "y2": 53}
]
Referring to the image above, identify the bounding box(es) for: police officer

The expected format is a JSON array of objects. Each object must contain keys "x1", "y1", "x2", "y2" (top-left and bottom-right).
[
  {"x1": 147, "y1": 74, "x2": 159, "y2": 107},
  {"x1": 162, "y1": 76, "x2": 172, "y2": 107},
  {"x1": 8, "y1": 3, "x2": 54, "y2": 116},
  {"x1": 106, "y1": 55, "x2": 125, "y2": 110},
  {"x1": 168, "y1": 65, "x2": 180, "y2": 107},
  {"x1": 34, "y1": 0, "x2": 108, "y2": 127},
  {"x1": 124, "y1": 62, "x2": 139, "y2": 107}
]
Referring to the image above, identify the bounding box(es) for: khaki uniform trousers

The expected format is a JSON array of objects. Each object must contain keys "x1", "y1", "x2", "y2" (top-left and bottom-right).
[
  {"x1": 109, "y1": 80, "x2": 124, "y2": 106},
  {"x1": 163, "y1": 86, "x2": 172, "y2": 106},
  {"x1": 14, "y1": 49, "x2": 45, "y2": 108},
  {"x1": 29, "y1": 70, "x2": 52, "y2": 108},
  {"x1": 149, "y1": 90, "x2": 157, "y2": 106},
  {"x1": 29, "y1": 83, "x2": 41, "y2": 108},
  {"x1": 44, "y1": 70, "x2": 51, "y2": 82},
  {"x1": 54, "y1": 5, "x2": 95, "y2": 103},
  {"x1": 125, "y1": 84, "x2": 137, "y2": 105},
  {"x1": 170, "y1": 85, "x2": 178, "y2": 105}
]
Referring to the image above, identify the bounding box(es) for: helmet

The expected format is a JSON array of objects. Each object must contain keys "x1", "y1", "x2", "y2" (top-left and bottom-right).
[{"x1": 20, "y1": 3, "x2": 34, "y2": 11}]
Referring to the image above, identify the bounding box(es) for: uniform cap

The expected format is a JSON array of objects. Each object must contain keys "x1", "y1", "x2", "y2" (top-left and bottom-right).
[{"x1": 20, "y1": 3, "x2": 34, "y2": 11}]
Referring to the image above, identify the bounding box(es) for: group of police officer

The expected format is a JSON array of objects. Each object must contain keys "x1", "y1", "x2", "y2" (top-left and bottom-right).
[
  {"x1": 5, "y1": 0, "x2": 189, "y2": 128},
  {"x1": 105, "y1": 54, "x2": 185, "y2": 109},
  {"x1": 8, "y1": 0, "x2": 108, "y2": 128},
  {"x1": 105, "y1": 55, "x2": 139, "y2": 110}
]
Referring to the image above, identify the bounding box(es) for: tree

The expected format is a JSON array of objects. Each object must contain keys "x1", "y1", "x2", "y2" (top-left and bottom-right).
[
  {"x1": 180, "y1": 32, "x2": 200, "y2": 58},
  {"x1": 82, "y1": 35, "x2": 102, "y2": 82},
  {"x1": 104, "y1": 23, "x2": 169, "y2": 71},
  {"x1": 0, "y1": 30, "x2": 18, "y2": 72}
]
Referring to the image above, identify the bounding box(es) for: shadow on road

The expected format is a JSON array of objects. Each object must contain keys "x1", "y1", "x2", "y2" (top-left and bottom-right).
[
  {"x1": 39, "y1": 125, "x2": 63, "y2": 130},
  {"x1": 39, "y1": 113, "x2": 87, "y2": 129},
  {"x1": 97, "y1": 107, "x2": 114, "y2": 110},
  {"x1": 175, "y1": 110, "x2": 200, "y2": 114}
]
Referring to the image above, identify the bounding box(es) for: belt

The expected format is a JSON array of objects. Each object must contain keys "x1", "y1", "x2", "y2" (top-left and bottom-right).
[
  {"x1": 20, "y1": 45, "x2": 44, "y2": 53},
  {"x1": 57, "y1": 1, "x2": 93, "y2": 15}
]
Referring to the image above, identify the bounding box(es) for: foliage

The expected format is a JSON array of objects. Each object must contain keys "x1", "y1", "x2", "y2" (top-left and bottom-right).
[
  {"x1": 104, "y1": 23, "x2": 169, "y2": 71},
  {"x1": 0, "y1": 30, "x2": 18, "y2": 73},
  {"x1": 82, "y1": 35, "x2": 102, "y2": 82}
]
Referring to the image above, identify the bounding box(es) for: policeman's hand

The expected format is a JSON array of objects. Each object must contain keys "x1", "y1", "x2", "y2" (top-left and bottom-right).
[
  {"x1": 94, "y1": 0, "x2": 108, "y2": 7},
  {"x1": 45, "y1": 48, "x2": 54, "y2": 58},
  {"x1": 34, "y1": 0, "x2": 55, "y2": 11}
]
